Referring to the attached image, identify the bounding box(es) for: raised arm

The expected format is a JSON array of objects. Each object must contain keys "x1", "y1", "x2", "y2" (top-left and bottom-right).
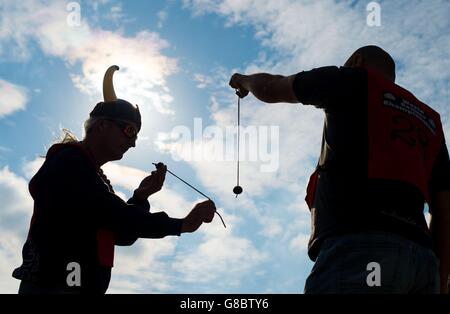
[{"x1": 229, "y1": 73, "x2": 298, "y2": 103}]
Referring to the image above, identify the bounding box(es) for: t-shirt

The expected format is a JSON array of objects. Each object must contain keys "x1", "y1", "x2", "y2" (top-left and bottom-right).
[{"x1": 293, "y1": 66, "x2": 450, "y2": 261}]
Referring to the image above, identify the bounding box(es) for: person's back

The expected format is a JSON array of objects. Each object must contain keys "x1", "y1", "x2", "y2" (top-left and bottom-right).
[
  {"x1": 303, "y1": 66, "x2": 442, "y2": 260},
  {"x1": 299, "y1": 65, "x2": 447, "y2": 293},
  {"x1": 229, "y1": 45, "x2": 450, "y2": 293}
]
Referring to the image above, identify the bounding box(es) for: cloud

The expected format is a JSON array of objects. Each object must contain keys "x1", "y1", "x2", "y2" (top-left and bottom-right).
[
  {"x1": 193, "y1": 73, "x2": 213, "y2": 89},
  {"x1": 21, "y1": 157, "x2": 45, "y2": 180},
  {"x1": 0, "y1": 166, "x2": 34, "y2": 293},
  {"x1": 0, "y1": 79, "x2": 28, "y2": 117},
  {"x1": 0, "y1": 146, "x2": 12, "y2": 153},
  {"x1": 109, "y1": 237, "x2": 180, "y2": 293},
  {"x1": 102, "y1": 162, "x2": 148, "y2": 192},
  {"x1": 172, "y1": 233, "x2": 267, "y2": 290},
  {"x1": 289, "y1": 233, "x2": 310, "y2": 252},
  {"x1": 88, "y1": 0, "x2": 112, "y2": 12},
  {"x1": 0, "y1": 231, "x2": 24, "y2": 293},
  {"x1": 157, "y1": 9, "x2": 168, "y2": 29},
  {"x1": 168, "y1": 211, "x2": 268, "y2": 292},
  {"x1": 67, "y1": 29, "x2": 177, "y2": 114},
  {"x1": 0, "y1": 0, "x2": 178, "y2": 114},
  {"x1": 0, "y1": 167, "x2": 33, "y2": 218},
  {"x1": 182, "y1": 0, "x2": 450, "y2": 111},
  {"x1": 107, "y1": 4, "x2": 124, "y2": 22}
]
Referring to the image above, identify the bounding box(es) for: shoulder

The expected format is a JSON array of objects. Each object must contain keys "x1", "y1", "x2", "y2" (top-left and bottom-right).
[
  {"x1": 45, "y1": 144, "x2": 93, "y2": 172},
  {"x1": 338, "y1": 66, "x2": 367, "y2": 77},
  {"x1": 293, "y1": 66, "x2": 367, "y2": 96},
  {"x1": 295, "y1": 66, "x2": 367, "y2": 81},
  {"x1": 293, "y1": 66, "x2": 367, "y2": 108}
]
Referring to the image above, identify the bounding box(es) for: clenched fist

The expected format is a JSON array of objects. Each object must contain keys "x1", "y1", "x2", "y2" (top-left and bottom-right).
[
  {"x1": 229, "y1": 73, "x2": 250, "y2": 98},
  {"x1": 181, "y1": 200, "x2": 216, "y2": 233},
  {"x1": 133, "y1": 162, "x2": 167, "y2": 201}
]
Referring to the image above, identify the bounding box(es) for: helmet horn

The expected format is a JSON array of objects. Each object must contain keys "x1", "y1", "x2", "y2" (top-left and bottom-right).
[{"x1": 103, "y1": 65, "x2": 119, "y2": 102}]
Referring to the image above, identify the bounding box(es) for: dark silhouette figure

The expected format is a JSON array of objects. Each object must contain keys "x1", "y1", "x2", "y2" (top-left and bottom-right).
[
  {"x1": 230, "y1": 46, "x2": 450, "y2": 294},
  {"x1": 13, "y1": 65, "x2": 216, "y2": 294}
]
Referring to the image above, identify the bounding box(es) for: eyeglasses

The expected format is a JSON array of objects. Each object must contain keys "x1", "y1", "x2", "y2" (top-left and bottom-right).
[{"x1": 105, "y1": 119, "x2": 138, "y2": 139}]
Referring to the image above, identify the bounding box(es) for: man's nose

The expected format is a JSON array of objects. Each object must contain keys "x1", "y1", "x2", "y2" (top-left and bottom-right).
[{"x1": 129, "y1": 137, "x2": 136, "y2": 147}]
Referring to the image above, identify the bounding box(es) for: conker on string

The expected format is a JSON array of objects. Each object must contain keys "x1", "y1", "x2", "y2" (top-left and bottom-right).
[{"x1": 233, "y1": 185, "x2": 243, "y2": 195}]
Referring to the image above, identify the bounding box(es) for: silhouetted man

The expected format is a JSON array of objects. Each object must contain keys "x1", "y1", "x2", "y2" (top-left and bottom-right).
[{"x1": 230, "y1": 46, "x2": 450, "y2": 294}]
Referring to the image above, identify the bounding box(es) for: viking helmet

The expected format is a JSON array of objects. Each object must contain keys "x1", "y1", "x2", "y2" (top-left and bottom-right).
[{"x1": 89, "y1": 65, "x2": 142, "y2": 130}]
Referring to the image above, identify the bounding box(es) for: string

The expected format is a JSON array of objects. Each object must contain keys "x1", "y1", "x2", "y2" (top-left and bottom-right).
[
  {"x1": 152, "y1": 163, "x2": 226, "y2": 228},
  {"x1": 236, "y1": 92, "x2": 240, "y2": 197}
]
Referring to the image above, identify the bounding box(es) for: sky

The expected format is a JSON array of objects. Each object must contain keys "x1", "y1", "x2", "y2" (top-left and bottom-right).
[{"x1": 0, "y1": 0, "x2": 449, "y2": 294}]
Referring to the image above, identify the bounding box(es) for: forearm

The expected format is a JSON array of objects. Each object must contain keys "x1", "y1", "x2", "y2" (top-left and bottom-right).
[
  {"x1": 124, "y1": 194, "x2": 183, "y2": 238},
  {"x1": 137, "y1": 213, "x2": 183, "y2": 238},
  {"x1": 113, "y1": 209, "x2": 183, "y2": 239},
  {"x1": 114, "y1": 195, "x2": 151, "y2": 245},
  {"x1": 240, "y1": 73, "x2": 296, "y2": 103}
]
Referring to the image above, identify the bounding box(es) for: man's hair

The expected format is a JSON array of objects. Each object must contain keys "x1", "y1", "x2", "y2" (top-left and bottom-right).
[{"x1": 354, "y1": 45, "x2": 396, "y2": 81}]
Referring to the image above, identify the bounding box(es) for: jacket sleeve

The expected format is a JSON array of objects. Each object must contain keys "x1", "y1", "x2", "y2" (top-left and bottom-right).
[
  {"x1": 115, "y1": 197, "x2": 152, "y2": 246},
  {"x1": 49, "y1": 150, "x2": 183, "y2": 240},
  {"x1": 292, "y1": 66, "x2": 367, "y2": 111}
]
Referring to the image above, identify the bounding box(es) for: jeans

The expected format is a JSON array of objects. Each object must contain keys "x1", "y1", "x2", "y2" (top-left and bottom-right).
[
  {"x1": 304, "y1": 231, "x2": 440, "y2": 294},
  {"x1": 18, "y1": 280, "x2": 80, "y2": 294}
]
